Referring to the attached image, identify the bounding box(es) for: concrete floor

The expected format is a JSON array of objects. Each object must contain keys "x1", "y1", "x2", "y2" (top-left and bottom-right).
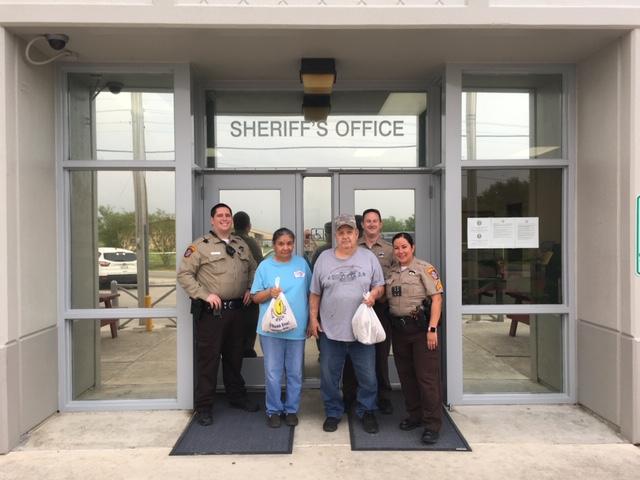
[{"x1": 1, "y1": 390, "x2": 639, "y2": 480}]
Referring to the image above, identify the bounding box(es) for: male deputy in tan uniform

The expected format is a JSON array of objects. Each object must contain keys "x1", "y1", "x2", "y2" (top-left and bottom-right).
[
  {"x1": 342, "y1": 208, "x2": 396, "y2": 414},
  {"x1": 178, "y1": 203, "x2": 258, "y2": 426}
]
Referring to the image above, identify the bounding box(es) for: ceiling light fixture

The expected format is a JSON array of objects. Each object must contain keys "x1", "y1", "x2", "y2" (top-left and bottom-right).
[{"x1": 300, "y1": 58, "x2": 336, "y2": 95}]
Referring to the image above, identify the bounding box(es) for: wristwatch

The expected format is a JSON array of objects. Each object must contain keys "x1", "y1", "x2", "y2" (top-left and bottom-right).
[{"x1": 427, "y1": 326, "x2": 437, "y2": 333}]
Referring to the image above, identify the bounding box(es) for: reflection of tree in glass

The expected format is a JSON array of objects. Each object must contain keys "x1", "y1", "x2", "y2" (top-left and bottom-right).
[
  {"x1": 98, "y1": 206, "x2": 175, "y2": 268},
  {"x1": 382, "y1": 214, "x2": 414, "y2": 232},
  {"x1": 465, "y1": 177, "x2": 529, "y2": 215},
  {"x1": 98, "y1": 206, "x2": 135, "y2": 250},
  {"x1": 149, "y1": 209, "x2": 176, "y2": 268}
]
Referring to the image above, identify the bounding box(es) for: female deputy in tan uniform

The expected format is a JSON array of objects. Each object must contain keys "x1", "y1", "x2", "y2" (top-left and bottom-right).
[{"x1": 386, "y1": 232, "x2": 444, "y2": 444}]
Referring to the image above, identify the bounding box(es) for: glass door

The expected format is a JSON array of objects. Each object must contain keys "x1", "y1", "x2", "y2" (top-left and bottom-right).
[
  {"x1": 203, "y1": 173, "x2": 296, "y2": 386},
  {"x1": 337, "y1": 173, "x2": 438, "y2": 387}
]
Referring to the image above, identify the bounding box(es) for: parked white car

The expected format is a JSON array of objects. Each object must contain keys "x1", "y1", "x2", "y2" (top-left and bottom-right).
[{"x1": 98, "y1": 247, "x2": 137, "y2": 288}]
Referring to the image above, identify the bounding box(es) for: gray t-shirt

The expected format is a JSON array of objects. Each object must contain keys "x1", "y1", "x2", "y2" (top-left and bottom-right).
[{"x1": 310, "y1": 247, "x2": 385, "y2": 342}]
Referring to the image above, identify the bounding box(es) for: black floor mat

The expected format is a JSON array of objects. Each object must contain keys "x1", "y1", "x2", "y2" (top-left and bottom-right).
[
  {"x1": 348, "y1": 391, "x2": 471, "y2": 451},
  {"x1": 170, "y1": 393, "x2": 294, "y2": 455}
]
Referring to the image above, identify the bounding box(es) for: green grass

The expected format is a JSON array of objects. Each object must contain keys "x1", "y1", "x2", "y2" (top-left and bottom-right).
[{"x1": 148, "y1": 252, "x2": 176, "y2": 271}]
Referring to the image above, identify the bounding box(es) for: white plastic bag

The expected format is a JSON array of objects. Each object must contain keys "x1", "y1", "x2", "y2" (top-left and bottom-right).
[
  {"x1": 261, "y1": 277, "x2": 298, "y2": 333},
  {"x1": 351, "y1": 292, "x2": 386, "y2": 345}
]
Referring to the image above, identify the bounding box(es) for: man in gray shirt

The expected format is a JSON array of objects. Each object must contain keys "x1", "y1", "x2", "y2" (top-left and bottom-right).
[{"x1": 308, "y1": 214, "x2": 385, "y2": 434}]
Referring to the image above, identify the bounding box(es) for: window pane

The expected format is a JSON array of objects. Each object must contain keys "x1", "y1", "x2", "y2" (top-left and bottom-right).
[
  {"x1": 68, "y1": 73, "x2": 174, "y2": 161},
  {"x1": 461, "y1": 74, "x2": 563, "y2": 160},
  {"x1": 462, "y1": 169, "x2": 563, "y2": 305},
  {"x1": 70, "y1": 317, "x2": 176, "y2": 400},
  {"x1": 207, "y1": 91, "x2": 426, "y2": 168},
  {"x1": 463, "y1": 314, "x2": 564, "y2": 394},
  {"x1": 219, "y1": 190, "x2": 281, "y2": 258},
  {"x1": 304, "y1": 177, "x2": 332, "y2": 269},
  {"x1": 354, "y1": 189, "x2": 415, "y2": 242},
  {"x1": 69, "y1": 171, "x2": 176, "y2": 309},
  {"x1": 303, "y1": 177, "x2": 332, "y2": 380}
]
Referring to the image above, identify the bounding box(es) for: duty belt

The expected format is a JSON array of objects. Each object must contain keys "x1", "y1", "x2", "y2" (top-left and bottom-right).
[
  {"x1": 201, "y1": 298, "x2": 244, "y2": 312},
  {"x1": 390, "y1": 315, "x2": 419, "y2": 329},
  {"x1": 220, "y1": 298, "x2": 244, "y2": 311}
]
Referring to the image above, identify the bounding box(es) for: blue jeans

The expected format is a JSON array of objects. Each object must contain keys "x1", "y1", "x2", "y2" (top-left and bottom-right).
[
  {"x1": 319, "y1": 333, "x2": 378, "y2": 419},
  {"x1": 259, "y1": 335, "x2": 305, "y2": 416}
]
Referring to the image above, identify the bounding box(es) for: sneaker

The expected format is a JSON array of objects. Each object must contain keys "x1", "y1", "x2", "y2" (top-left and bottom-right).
[
  {"x1": 267, "y1": 414, "x2": 281, "y2": 428},
  {"x1": 284, "y1": 413, "x2": 299, "y2": 427},
  {"x1": 229, "y1": 398, "x2": 260, "y2": 412},
  {"x1": 399, "y1": 418, "x2": 422, "y2": 431},
  {"x1": 421, "y1": 429, "x2": 440, "y2": 444},
  {"x1": 195, "y1": 408, "x2": 213, "y2": 427},
  {"x1": 378, "y1": 398, "x2": 393, "y2": 415},
  {"x1": 362, "y1": 411, "x2": 379, "y2": 434},
  {"x1": 322, "y1": 416, "x2": 340, "y2": 432}
]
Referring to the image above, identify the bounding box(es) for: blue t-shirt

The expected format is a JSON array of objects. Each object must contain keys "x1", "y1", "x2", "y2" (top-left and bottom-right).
[{"x1": 251, "y1": 255, "x2": 311, "y2": 340}]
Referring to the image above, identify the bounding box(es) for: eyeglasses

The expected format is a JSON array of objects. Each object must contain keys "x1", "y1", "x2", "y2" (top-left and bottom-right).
[{"x1": 225, "y1": 244, "x2": 236, "y2": 257}]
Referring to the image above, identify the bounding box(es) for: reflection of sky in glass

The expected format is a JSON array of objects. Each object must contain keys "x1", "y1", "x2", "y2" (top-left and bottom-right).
[
  {"x1": 95, "y1": 92, "x2": 174, "y2": 161},
  {"x1": 220, "y1": 190, "x2": 281, "y2": 235},
  {"x1": 97, "y1": 171, "x2": 175, "y2": 214},
  {"x1": 461, "y1": 92, "x2": 530, "y2": 160},
  {"x1": 304, "y1": 177, "x2": 331, "y2": 237},
  {"x1": 354, "y1": 190, "x2": 414, "y2": 223},
  {"x1": 214, "y1": 115, "x2": 417, "y2": 168}
]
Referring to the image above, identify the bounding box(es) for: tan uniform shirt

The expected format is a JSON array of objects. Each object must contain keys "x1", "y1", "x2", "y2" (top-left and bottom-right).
[
  {"x1": 177, "y1": 232, "x2": 257, "y2": 301},
  {"x1": 386, "y1": 257, "x2": 444, "y2": 317},
  {"x1": 233, "y1": 231, "x2": 264, "y2": 265},
  {"x1": 359, "y1": 236, "x2": 395, "y2": 278}
]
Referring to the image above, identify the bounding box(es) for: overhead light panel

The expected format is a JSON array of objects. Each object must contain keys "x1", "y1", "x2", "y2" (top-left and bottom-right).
[{"x1": 300, "y1": 58, "x2": 336, "y2": 95}]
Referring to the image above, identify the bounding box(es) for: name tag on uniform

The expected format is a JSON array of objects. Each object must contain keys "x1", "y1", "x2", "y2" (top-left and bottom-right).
[
  {"x1": 378, "y1": 252, "x2": 385, "y2": 257},
  {"x1": 293, "y1": 270, "x2": 305, "y2": 278},
  {"x1": 210, "y1": 251, "x2": 221, "y2": 255}
]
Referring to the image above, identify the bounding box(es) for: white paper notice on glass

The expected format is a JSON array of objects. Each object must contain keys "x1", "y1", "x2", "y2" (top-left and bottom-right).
[
  {"x1": 467, "y1": 218, "x2": 491, "y2": 248},
  {"x1": 467, "y1": 217, "x2": 539, "y2": 249},
  {"x1": 491, "y1": 218, "x2": 516, "y2": 248},
  {"x1": 515, "y1": 217, "x2": 539, "y2": 248}
]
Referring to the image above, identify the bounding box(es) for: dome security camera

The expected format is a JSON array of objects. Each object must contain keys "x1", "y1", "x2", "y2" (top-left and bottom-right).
[
  {"x1": 106, "y1": 81, "x2": 124, "y2": 95},
  {"x1": 45, "y1": 34, "x2": 69, "y2": 51}
]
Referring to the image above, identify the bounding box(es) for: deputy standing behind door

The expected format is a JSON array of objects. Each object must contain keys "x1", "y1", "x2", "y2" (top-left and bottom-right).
[
  {"x1": 386, "y1": 232, "x2": 444, "y2": 445},
  {"x1": 177, "y1": 203, "x2": 259, "y2": 427}
]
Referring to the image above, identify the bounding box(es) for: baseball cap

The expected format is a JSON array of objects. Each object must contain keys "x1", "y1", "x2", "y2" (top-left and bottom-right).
[{"x1": 334, "y1": 214, "x2": 357, "y2": 230}]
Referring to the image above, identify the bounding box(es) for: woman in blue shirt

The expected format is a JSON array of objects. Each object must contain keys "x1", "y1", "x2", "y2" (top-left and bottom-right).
[{"x1": 251, "y1": 228, "x2": 311, "y2": 428}]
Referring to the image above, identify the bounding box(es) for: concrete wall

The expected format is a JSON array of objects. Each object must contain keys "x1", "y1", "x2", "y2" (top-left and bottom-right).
[
  {"x1": 2, "y1": 0, "x2": 640, "y2": 27},
  {"x1": 0, "y1": 27, "x2": 58, "y2": 454},
  {"x1": 577, "y1": 30, "x2": 640, "y2": 443}
]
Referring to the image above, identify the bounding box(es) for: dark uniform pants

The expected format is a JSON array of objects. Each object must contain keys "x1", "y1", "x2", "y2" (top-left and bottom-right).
[
  {"x1": 392, "y1": 325, "x2": 442, "y2": 432},
  {"x1": 194, "y1": 307, "x2": 247, "y2": 411},
  {"x1": 342, "y1": 303, "x2": 392, "y2": 404}
]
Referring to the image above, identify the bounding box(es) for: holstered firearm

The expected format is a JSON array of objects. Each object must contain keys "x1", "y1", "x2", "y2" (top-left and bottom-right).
[
  {"x1": 415, "y1": 297, "x2": 432, "y2": 331},
  {"x1": 190, "y1": 298, "x2": 204, "y2": 321}
]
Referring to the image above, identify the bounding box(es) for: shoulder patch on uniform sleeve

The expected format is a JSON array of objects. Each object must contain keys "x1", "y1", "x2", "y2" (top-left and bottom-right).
[
  {"x1": 426, "y1": 266, "x2": 440, "y2": 281},
  {"x1": 184, "y1": 245, "x2": 196, "y2": 258}
]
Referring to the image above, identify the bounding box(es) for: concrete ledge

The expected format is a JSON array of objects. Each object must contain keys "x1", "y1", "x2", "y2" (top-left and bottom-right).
[
  {"x1": 577, "y1": 320, "x2": 619, "y2": 426},
  {"x1": 19, "y1": 327, "x2": 58, "y2": 435},
  {"x1": 0, "y1": 342, "x2": 20, "y2": 454}
]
